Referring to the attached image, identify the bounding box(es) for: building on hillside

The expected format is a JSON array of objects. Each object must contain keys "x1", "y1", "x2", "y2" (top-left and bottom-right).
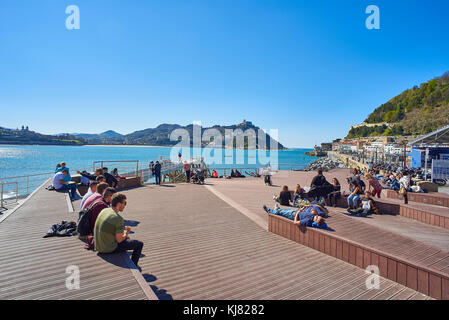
[
  {"x1": 333, "y1": 141, "x2": 358, "y2": 153},
  {"x1": 321, "y1": 143, "x2": 332, "y2": 151}
]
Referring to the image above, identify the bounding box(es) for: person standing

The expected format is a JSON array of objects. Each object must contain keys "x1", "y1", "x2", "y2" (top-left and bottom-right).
[
  {"x1": 399, "y1": 171, "x2": 410, "y2": 204},
  {"x1": 154, "y1": 161, "x2": 162, "y2": 185},
  {"x1": 184, "y1": 161, "x2": 191, "y2": 183}
]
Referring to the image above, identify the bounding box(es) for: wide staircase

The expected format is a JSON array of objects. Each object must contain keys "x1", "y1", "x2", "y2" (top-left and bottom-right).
[{"x1": 266, "y1": 170, "x2": 449, "y2": 300}]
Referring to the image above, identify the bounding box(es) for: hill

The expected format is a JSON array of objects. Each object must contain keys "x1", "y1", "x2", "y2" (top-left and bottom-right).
[
  {"x1": 120, "y1": 121, "x2": 285, "y2": 149},
  {"x1": 65, "y1": 121, "x2": 285, "y2": 149},
  {"x1": 68, "y1": 130, "x2": 123, "y2": 140},
  {"x1": 347, "y1": 71, "x2": 449, "y2": 138},
  {"x1": 0, "y1": 127, "x2": 86, "y2": 146}
]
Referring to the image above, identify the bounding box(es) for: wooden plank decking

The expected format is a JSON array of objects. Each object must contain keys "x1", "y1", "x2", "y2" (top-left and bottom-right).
[
  {"x1": 0, "y1": 168, "x2": 437, "y2": 300},
  {"x1": 114, "y1": 182, "x2": 429, "y2": 300},
  {"x1": 0, "y1": 185, "x2": 152, "y2": 300},
  {"x1": 206, "y1": 169, "x2": 448, "y2": 299}
]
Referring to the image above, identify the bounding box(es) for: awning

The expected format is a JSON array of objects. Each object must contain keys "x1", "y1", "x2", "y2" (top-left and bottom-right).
[{"x1": 409, "y1": 124, "x2": 449, "y2": 147}]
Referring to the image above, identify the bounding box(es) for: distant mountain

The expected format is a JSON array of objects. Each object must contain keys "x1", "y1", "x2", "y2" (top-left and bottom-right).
[
  {"x1": 2, "y1": 121, "x2": 285, "y2": 149},
  {"x1": 67, "y1": 130, "x2": 123, "y2": 139},
  {"x1": 120, "y1": 121, "x2": 285, "y2": 149},
  {"x1": 347, "y1": 71, "x2": 449, "y2": 138},
  {"x1": 99, "y1": 130, "x2": 123, "y2": 138}
]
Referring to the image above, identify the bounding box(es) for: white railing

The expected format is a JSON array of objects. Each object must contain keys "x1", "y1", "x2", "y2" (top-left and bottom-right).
[{"x1": 0, "y1": 172, "x2": 54, "y2": 209}]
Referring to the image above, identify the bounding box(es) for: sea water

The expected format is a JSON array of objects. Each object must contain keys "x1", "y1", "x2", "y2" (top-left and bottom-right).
[{"x1": 0, "y1": 145, "x2": 317, "y2": 179}]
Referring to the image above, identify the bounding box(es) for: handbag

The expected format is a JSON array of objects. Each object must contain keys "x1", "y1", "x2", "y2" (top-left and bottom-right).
[{"x1": 399, "y1": 186, "x2": 407, "y2": 196}]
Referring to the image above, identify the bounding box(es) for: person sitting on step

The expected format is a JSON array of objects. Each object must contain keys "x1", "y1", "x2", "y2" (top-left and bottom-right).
[
  {"x1": 346, "y1": 191, "x2": 380, "y2": 217},
  {"x1": 274, "y1": 185, "x2": 292, "y2": 206}
]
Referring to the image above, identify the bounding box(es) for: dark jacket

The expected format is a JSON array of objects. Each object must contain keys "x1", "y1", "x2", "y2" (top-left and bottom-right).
[
  {"x1": 80, "y1": 172, "x2": 96, "y2": 181},
  {"x1": 154, "y1": 163, "x2": 162, "y2": 175},
  {"x1": 43, "y1": 221, "x2": 77, "y2": 238},
  {"x1": 309, "y1": 175, "x2": 333, "y2": 198},
  {"x1": 80, "y1": 171, "x2": 117, "y2": 187},
  {"x1": 103, "y1": 172, "x2": 118, "y2": 188},
  {"x1": 311, "y1": 175, "x2": 328, "y2": 188}
]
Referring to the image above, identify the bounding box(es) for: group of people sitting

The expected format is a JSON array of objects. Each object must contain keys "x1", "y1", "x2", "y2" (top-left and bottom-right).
[
  {"x1": 81, "y1": 181, "x2": 144, "y2": 267},
  {"x1": 263, "y1": 166, "x2": 387, "y2": 227},
  {"x1": 265, "y1": 167, "x2": 338, "y2": 229},
  {"x1": 209, "y1": 169, "x2": 245, "y2": 179},
  {"x1": 52, "y1": 161, "x2": 144, "y2": 268},
  {"x1": 345, "y1": 168, "x2": 380, "y2": 216},
  {"x1": 52, "y1": 163, "x2": 124, "y2": 201}
]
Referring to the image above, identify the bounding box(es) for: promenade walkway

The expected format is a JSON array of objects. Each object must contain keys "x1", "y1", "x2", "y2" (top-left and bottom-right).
[
  {"x1": 0, "y1": 169, "x2": 434, "y2": 300},
  {"x1": 206, "y1": 169, "x2": 448, "y2": 299},
  {"x1": 114, "y1": 182, "x2": 428, "y2": 299},
  {"x1": 0, "y1": 186, "x2": 154, "y2": 300}
]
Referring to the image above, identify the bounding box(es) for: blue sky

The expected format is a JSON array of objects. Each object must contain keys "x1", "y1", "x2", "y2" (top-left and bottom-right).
[{"x1": 0, "y1": 0, "x2": 448, "y2": 148}]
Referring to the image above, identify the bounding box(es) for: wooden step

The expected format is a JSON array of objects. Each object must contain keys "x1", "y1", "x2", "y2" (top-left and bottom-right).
[
  {"x1": 268, "y1": 211, "x2": 449, "y2": 300},
  {"x1": 384, "y1": 189, "x2": 449, "y2": 209}
]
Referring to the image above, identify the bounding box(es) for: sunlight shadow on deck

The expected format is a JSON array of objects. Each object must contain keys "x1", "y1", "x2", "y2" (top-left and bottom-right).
[{"x1": 142, "y1": 274, "x2": 173, "y2": 300}]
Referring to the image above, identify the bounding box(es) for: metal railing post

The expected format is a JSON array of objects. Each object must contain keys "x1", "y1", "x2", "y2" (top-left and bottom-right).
[
  {"x1": 1, "y1": 183, "x2": 3, "y2": 209},
  {"x1": 26, "y1": 176, "x2": 29, "y2": 194},
  {"x1": 15, "y1": 182, "x2": 18, "y2": 203}
]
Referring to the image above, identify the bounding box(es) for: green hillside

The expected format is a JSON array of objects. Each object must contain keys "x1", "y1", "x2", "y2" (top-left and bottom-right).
[{"x1": 347, "y1": 71, "x2": 449, "y2": 138}]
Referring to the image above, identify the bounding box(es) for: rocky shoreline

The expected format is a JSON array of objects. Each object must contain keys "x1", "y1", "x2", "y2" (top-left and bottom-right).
[{"x1": 305, "y1": 156, "x2": 346, "y2": 171}]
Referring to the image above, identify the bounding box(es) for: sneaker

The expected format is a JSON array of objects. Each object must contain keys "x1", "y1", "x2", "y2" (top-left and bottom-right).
[{"x1": 263, "y1": 205, "x2": 270, "y2": 213}]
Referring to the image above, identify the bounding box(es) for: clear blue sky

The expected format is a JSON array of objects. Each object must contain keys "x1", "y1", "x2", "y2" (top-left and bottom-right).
[{"x1": 0, "y1": 0, "x2": 448, "y2": 148}]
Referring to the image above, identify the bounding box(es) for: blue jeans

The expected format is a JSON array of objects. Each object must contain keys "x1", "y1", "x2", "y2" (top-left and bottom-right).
[
  {"x1": 155, "y1": 173, "x2": 161, "y2": 185},
  {"x1": 347, "y1": 194, "x2": 360, "y2": 208},
  {"x1": 58, "y1": 184, "x2": 77, "y2": 199},
  {"x1": 268, "y1": 208, "x2": 297, "y2": 220}
]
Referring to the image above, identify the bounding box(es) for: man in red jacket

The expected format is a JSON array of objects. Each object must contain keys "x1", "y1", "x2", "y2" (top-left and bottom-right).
[{"x1": 89, "y1": 187, "x2": 117, "y2": 234}]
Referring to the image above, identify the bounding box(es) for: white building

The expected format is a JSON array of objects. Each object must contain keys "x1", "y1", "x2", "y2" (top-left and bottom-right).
[{"x1": 384, "y1": 144, "x2": 411, "y2": 155}]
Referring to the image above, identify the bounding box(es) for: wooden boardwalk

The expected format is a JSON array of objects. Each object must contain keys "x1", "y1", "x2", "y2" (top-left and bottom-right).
[
  {"x1": 0, "y1": 168, "x2": 438, "y2": 300},
  {"x1": 207, "y1": 169, "x2": 449, "y2": 298},
  {"x1": 113, "y1": 182, "x2": 429, "y2": 300},
  {"x1": 0, "y1": 186, "x2": 153, "y2": 300}
]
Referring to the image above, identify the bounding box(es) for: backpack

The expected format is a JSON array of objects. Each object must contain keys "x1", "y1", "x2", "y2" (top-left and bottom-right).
[{"x1": 77, "y1": 200, "x2": 104, "y2": 236}]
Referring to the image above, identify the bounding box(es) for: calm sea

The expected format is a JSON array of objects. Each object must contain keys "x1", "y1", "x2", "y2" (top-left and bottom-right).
[{"x1": 0, "y1": 145, "x2": 317, "y2": 179}]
